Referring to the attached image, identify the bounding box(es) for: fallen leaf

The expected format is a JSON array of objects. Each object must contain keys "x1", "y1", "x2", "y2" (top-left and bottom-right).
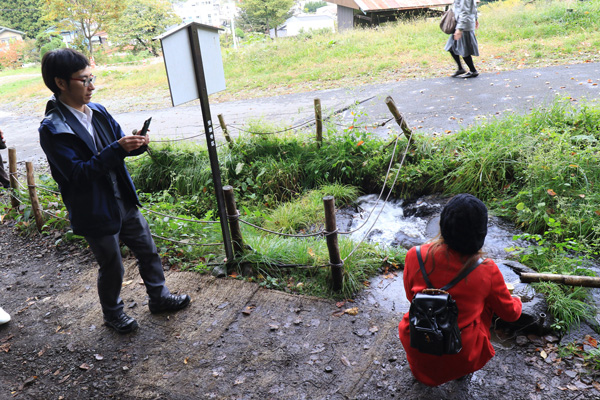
[
  {"x1": 234, "y1": 376, "x2": 246, "y2": 385},
  {"x1": 308, "y1": 248, "x2": 316, "y2": 258},
  {"x1": 242, "y1": 306, "x2": 255, "y2": 316},
  {"x1": 122, "y1": 280, "x2": 134, "y2": 286},
  {"x1": 344, "y1": 307, "x2": 359, "y2": 316},
  {"x1": 184, "y1": 357, "x2": 189, "y2": 364},
  {"x1": 585, "y1": 335, "x2": 598, "y2": 348},
  {"x1": 79, "y1": 363, "x2": 91, "y2": 370},
  {"x1": 540, "y1": 350, "x2": 547, "y2": 359},
  {"x1": 0, "y1": 343, "x2": 10, "y2": 352},
  {"x1": 0, "y1": 334, "x2": 13, "y2": 343},
  {"x1": 369, "y1": 325, "x2": 379, "y2": 333},
  {"x1": 547, "y1": 189, "x2": 557, "y2": 196},
  {"x1": 336, "y1": 301, "x2": 345, "y2": 308},
  {"x1": 341, "y1": 355, "x2": 351, "y2": 367}
]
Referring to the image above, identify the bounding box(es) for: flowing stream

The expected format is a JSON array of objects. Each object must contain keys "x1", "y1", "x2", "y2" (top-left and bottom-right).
[{"x1": 343, "y1": 195, "x2": 535, "y2": 315}]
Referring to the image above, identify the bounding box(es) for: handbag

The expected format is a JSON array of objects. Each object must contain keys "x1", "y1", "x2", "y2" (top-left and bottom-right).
[{"x1": 440, "y1": 7, "x2": 456, "y2": 35}]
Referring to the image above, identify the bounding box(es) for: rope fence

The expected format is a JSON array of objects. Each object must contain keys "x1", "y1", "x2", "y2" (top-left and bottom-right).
[{"x1": 0, "y1": 95, "x2": 414, "y2": 291}]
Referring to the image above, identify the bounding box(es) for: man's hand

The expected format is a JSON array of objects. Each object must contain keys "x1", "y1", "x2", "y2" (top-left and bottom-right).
[{"x1": 118, "y1": 134, "x2": 149, "y2": 152}]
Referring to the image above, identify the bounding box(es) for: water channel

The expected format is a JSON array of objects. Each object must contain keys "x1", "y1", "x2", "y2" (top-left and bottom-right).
[{"x1": 341, "y1": 195, "x2": 590, "y2": 335}]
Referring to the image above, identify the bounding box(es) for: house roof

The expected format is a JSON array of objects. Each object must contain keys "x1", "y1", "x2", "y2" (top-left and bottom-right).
[
  {"x1": 0, "y1": 27, "x2": 25, "y2": 36},
  {"x1": 325, "y1": 0, "x2": 453, "y2": 12}
]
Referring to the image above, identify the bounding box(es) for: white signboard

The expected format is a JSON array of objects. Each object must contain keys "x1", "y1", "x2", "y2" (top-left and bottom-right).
[{"x1": 157, "y1": 22, "x2": 226, "y2": 107}]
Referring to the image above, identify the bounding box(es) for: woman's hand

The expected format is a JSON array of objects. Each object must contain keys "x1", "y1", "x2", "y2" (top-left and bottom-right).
[{"x1": 453, "y1": 29, "x2": 463, "y2": 41}]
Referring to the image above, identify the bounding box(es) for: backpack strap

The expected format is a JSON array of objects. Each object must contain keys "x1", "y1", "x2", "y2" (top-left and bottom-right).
[
  {"x1": 415, "y1": 246, "x2": 434, "y2": 289},
  {"x1": 440, "y1": 258, "x2": 483, "y2": 291},
  {"x1": 415, "y1": 246, "x2": 483, "y2": 291}
]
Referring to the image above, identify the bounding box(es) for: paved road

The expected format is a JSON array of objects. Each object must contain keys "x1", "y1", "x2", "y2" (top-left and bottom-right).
[{"x1": 1, "y1": 62, "x2": 599, "y2": 163}]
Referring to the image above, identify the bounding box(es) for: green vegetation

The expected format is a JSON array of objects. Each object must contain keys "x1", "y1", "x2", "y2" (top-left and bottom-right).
[
  {"x1": 6, "y1": 99, "x2": 600, "y2": 321},
  {"x1": 2, "y1": 0, "x2": 600, "y2": 339}
]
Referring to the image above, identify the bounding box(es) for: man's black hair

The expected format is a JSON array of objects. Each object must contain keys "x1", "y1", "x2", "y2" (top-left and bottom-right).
[{"x1": 41, "y1": 48, "x2": 90, "y2": 95}]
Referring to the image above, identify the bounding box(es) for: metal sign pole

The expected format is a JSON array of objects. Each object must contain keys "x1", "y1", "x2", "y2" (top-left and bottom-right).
[{"x1": 187, "y1": 24, "x2": 234, "y2": 262}]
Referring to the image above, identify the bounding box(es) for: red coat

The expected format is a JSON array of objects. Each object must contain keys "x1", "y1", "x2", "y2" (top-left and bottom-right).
[{"x1": 398, "y1": 243, "x2": 522, "y2": 386}]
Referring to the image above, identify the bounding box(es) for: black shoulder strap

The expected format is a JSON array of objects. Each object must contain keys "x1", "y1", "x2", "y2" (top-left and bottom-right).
[
  {"x1": 416, "y1": 246, "x2": 434, "y2": 288},
  {"x1": 415, "y1": 246, "x2": 483, "y2": 291}
]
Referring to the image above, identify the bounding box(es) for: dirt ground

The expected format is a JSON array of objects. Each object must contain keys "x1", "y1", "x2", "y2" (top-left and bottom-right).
[{"x1": 2, "y1": 209, "x2": 600, "y2": 400}]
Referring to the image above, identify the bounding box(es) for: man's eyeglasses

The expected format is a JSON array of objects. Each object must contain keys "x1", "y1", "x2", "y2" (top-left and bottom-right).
[{"x1": 70, "y1": 75, "x2": 96, "y2": 87}]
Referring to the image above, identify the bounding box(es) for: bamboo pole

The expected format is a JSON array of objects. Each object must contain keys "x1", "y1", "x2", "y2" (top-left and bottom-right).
[
  {"x1": 223, "y1": 185, "x2": 244, "y2": 258},
  {"x1": 314, "y1": 98, "x2": 323, "y2": 148},
  {"x1": 323, "y1": 195, "x2": 343, "y2": 291},
  {"x1": 385, "y1": 96, "x2": 413, "y2": 142},
  {"x1": 25, "y1": 162, "x2": 44, "y2": 232},
  {"x1": 521, "y1": 272, "x2": 600, "y2": 288},
  {"x1": 218, "y1": 114, "x2": 232, "y2": 148},
  {"x1": 8, "y1": 147, "x2": 19, "y2": 208}
]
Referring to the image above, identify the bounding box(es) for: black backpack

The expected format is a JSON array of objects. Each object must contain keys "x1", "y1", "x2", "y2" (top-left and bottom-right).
[{"x1": 408, "y1": 246, "x2": 483, "y2": 356}]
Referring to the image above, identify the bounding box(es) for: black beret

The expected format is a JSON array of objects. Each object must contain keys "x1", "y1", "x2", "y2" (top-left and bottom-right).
[{"x1": 440, "y1": 193, "x2": 488, "y2": 254}]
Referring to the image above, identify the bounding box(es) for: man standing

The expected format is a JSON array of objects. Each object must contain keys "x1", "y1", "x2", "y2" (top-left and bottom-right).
[{"x1": 39, "y1": 48, "x2": 190, "y2": 334}]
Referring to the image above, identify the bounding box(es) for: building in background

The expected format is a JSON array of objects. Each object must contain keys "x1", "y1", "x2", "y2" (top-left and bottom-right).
[
  {"x1": 323, "y1": 0, "x2": 453, "y2": 31},
  {"x1": 0, "y1": 27, "x2": 25, "y2": 45},
  {"x1": 270, "y1": 14, "x2": 335, "y2": 38},
  {"x1": 172, "y1": 0, "x2": 237, "y2": 27}
]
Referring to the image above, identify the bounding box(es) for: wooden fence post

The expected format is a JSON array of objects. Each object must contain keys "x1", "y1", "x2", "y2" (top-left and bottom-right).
[
  {"x1": 8, "y1": 147, "x2": 19, "y2": 208},
  {"x1": 218, "y1": 114, "x2": 233, "y2": 148},
  {"x1": 323, "y1": 195, "x2": 343, "y2": 291},
  {"x1": 385, "y1": 96, "x2": 413, "y2": 143},
  {"x1": 25, "y1": 162, "x2": 44, "y2": 232},
  {"x1": 223, "y1": 185, "x2": 244, "y2": 257},
  {"x1": 314, "y1": 98, "x2": 323, "y2": 148}
]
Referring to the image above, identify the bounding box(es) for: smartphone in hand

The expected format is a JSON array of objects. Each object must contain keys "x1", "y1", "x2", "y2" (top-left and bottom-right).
[{"x1": 139, "y1": 117, "x2": 152, "y2": 136}]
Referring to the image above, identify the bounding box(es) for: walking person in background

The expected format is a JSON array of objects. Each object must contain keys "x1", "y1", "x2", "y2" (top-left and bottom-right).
[
  {"x1": 399, "y1": 194, "x2": 522, "y2": 386},
  {"x1": 446, "y1": 0, "x2": 480, "y2": 78},
  {"x1": 0, "y1": 128, "x2": 9, "y2": 188},
  {"x1": 38, "y1": 48, "x2": 191, "y2": 334}
]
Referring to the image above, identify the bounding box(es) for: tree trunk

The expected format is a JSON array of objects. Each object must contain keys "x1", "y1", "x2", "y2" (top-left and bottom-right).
[{"x1": 520, "y1": 272, "x2": 600, "y2": 288}]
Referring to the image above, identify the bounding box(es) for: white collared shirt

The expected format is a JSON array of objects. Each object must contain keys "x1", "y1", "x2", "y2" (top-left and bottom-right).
[{"x1": 60, "y1": 101, "x2": 96, "y2": 143}]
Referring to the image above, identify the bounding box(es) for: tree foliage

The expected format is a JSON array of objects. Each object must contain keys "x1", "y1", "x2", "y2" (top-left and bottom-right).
[
  {"x1": 108, "y1": 0, "x2": 181, "y2": 56},
  {"x1": 304, "y1": 1, "x2": 327, "y2": 13},
  {"x1": 237, "y1": 0, "x2": 294, "y2": 37},
  {"x1": 36, "y1": 31, "x2": 65, "y2": 58},
  {"x1": 42, "y1": 0, "x2": 125, "y2": 57},
  {"x1": 0, "y1": 0, "x2": 45, "y2": 38}
]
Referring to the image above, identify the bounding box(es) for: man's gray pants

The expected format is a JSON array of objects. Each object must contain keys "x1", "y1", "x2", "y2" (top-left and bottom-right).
[{"x1": 85, "y1": 200, "x2": 170, "y2": 318}]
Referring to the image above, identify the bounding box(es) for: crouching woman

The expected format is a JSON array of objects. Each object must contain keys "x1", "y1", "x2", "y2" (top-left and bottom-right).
[{"x1": 398, "y1": 193, "x2": 522, "y2": 386}]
